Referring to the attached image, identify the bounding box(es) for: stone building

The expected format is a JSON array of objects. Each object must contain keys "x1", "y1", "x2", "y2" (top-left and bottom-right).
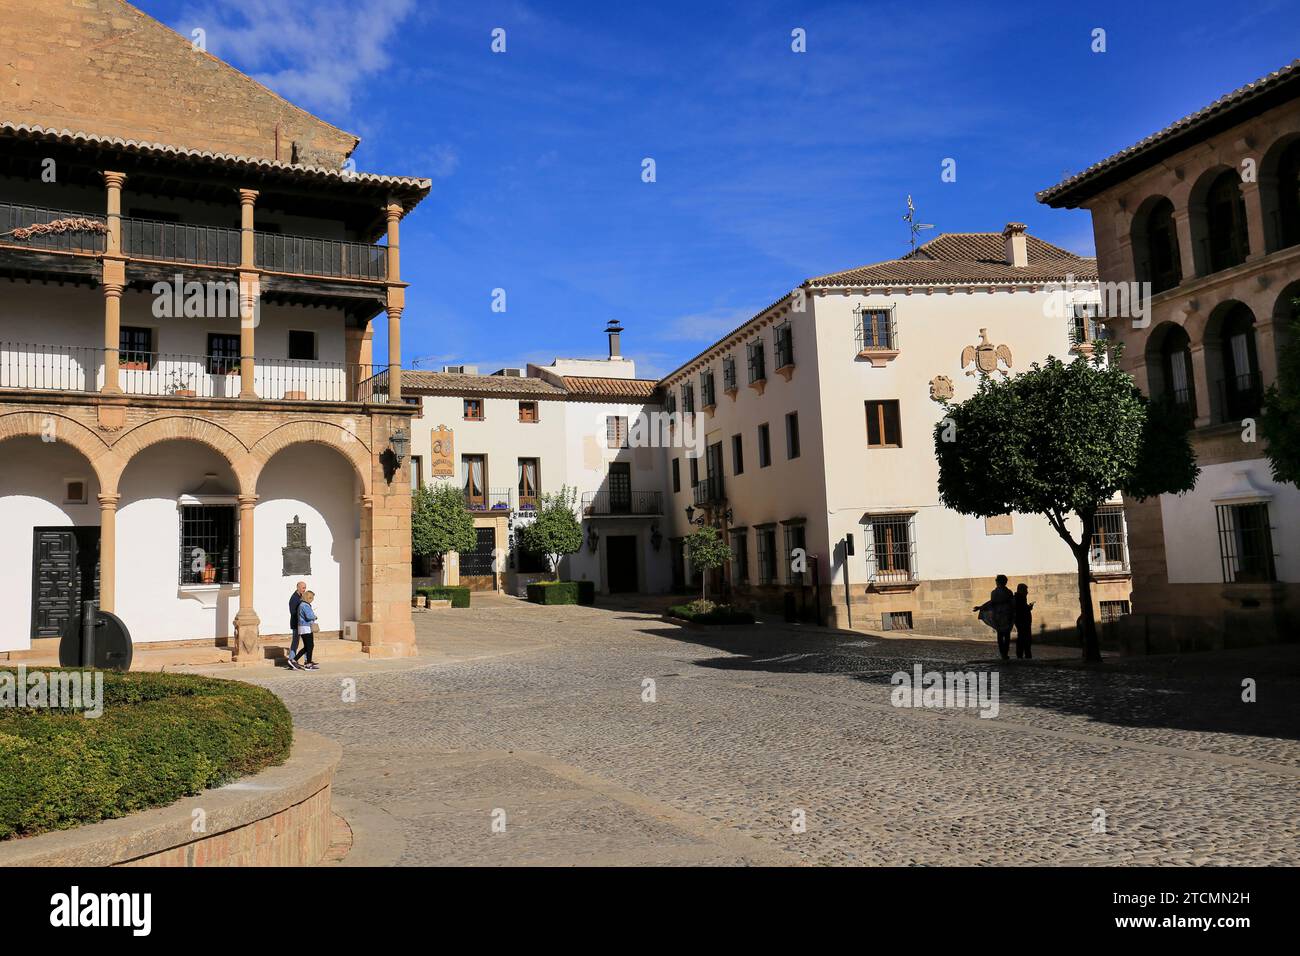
[
  {"x1": 0, "y1": 0, "x2": 429, "y2": 659},
  {"x1": 1039, "y1": 59, "x2": 1300, "y2": 651}
]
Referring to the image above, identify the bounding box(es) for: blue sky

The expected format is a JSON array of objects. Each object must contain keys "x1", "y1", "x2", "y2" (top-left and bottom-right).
[{"x1": 141, "y1": 0, "x2": 1298, "y2": 379}]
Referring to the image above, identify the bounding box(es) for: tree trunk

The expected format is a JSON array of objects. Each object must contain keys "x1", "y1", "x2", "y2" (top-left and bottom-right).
[{"x1": 1076, "y1": 509, "x2": 1101, "y2": 663}]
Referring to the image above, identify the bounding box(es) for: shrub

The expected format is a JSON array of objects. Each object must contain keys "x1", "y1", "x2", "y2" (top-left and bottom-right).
[
  {"x1": 669, "y1": 602, "x2": 755, "y2": 625},
  {"x1": 415, "y1": 585, "x2": 471, "y2": 608},
  {"x1": 526, "y1": 580, "x2": 595, "y2": 605},
  {"x1": 0, "y1": 669, "x2": 291, "y2": 841}
]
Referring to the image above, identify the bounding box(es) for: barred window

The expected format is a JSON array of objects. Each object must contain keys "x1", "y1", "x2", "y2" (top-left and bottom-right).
[
  {"x1": 855, "y1": 308, "x2": 896, "y2": 351},
  {"x1": 1089, "y1": 506, "x2": 1129, "y2": 573},
  {"x1": 866, "y1": 513, "x2": 915, "y2": 583},
  {"x1": 1100, "y1": 600, "x2": 1130, "y2": 624},
  {"x1": 1216, "y1": 502, "x2": 1276, "y2": 583},
  {"x1": 783, "y1": 522, "x2": 807, "y2": 585},
  {"x1": 723, "y1": 356, "x2": 737, "y2": 391},
  {"x1": 747, "y1": 339, "x2": 766, "y2": 383},
  {"x1": 606, "y1": 415, "x2": 629, "y2": 448},
  {"x1": 730, "y1": 529, "x2": 749, "y2": 584},
  {"x1": 774, "y1": 321, "x2": 794, "y2": 369},
  {"x1": 179, "y1": 504, "x2": 237, "y2": 585},
  {"x1": 756, "y1": 527, "x2": 778, "y2": 584},
  {"x1": 701, "y1": 369, "x2": 716, "y2": 408},
  {"x1": 681, "y1": 383, "x2": 695, "y2": 414}
]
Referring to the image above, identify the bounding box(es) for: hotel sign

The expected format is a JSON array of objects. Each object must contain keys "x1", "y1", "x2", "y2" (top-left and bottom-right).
[{"x1": 430, "y1": 426, "x2": 455, "y2": 478}]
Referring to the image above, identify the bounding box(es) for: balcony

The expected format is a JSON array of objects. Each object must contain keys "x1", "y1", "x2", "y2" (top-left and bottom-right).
[
  {"x1": 1215, "y1": 371, "x2": 1264, "y2": 422},
  {"x1": 692, "y1": 476, "x2": 725, "y2": 507},
  {"x1": 582, "y1": 489, "x2": 663, "y2": 516},
  {"x1": 464, "y1": 487, "x2": 513, "y2": 513},
  {"x1": 0, "y1": 342, "x2": 387, "y2": 403},
  {"x1": 0, "y1": 201, "x2": 387, "y2": 282}
]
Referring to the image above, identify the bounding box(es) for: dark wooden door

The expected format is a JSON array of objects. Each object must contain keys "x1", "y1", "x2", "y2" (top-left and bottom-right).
[
  {"x1": 606, "y1": 536, "x2": 638, "y2": 593},
  {"x1": 608, "y1": 462, "x2": 631, "y2": 513},
  {"x1": 31, "y1": 527, "x2": 100, "y2": 639},
  {"x1": 460, "y1": 526, "x2": 498, "y2": 591}
]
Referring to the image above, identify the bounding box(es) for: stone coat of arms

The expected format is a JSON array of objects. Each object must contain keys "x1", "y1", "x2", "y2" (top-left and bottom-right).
[
  {"x1": 929, "y1": 375, "x2": 954, "y2": 402},
  {"x1": 961, "y1": 329, "x2": 1013, "y2": 378}
]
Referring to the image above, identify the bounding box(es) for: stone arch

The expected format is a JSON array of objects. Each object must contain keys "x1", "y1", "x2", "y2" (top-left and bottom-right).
[
  {"x1": 0, "y1": 410, "x2": 114, "y2": 491},
  {"x1": 1129, "y1": 193, "x2": 1182, "y2": 294},
  {"x1": 108, "y1": 415, "x2": 255, "y2": 495},
  {"x1": 250, "y1": 419, "x2": 372, "y2": 496},
  {"x1": 1187, "y1": 164, "x2": 1250, "y2": 276},
  {"x1": 1259, "y1": 132, "x2": 1300, "y2": 253},
  {"x1": 1200, "y1": 300, "x2": 1261, "y2": 423}
]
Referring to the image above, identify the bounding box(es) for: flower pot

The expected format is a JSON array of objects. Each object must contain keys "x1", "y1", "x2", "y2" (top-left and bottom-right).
[{"x1": 201, "y1": 566, "x2": 216, "y2": 584}]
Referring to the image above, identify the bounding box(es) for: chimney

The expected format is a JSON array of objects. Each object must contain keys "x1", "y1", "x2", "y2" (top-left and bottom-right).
[
  {"x1": 1002, "y1": 222, "x2": 1028, "y2": 267},
  {"x1": 606, "y1": 320, "x2": 624, "y2": 359}
]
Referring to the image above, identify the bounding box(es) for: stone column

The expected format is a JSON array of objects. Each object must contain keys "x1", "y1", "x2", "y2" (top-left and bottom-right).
[
  {"x1": 97, "y1": 492, "x2": 119, "y2": 614},
  {"x1": 386, "y1": 305, "x2": 402, "y2": 401},
  {"x1": 384, "y1": 200, "x2": 404, "y2": 403},
  {"x1": 1189, "y1": 342, "x2": 1212, "y2": 427},
  {"x1": 238, "y1": 189, "x2": 260, "y2": 398},
  {"x1": 1172, "y1": 207, "x2": 1198, "y2": 284},
  {"x1": 101, "y1": 171, "x2": 127, "y2": 395},
  {"x1": 1240, "y1": 179, "x2": 1269, "y2": 260},
  {"x1": 233, "y1": 494, "x2": 261, "y2": 660}
]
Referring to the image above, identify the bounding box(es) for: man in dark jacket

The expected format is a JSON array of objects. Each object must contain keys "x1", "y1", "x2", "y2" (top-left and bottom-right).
[
  {"x1": 1014, "y1": 583, "x2": 1035, "y2": 659},
  {"x1": 287, "y1": 580, "x2": 307, "y2": 670},
  {"x1": 975, "y1": 574, "x2": 1016, "y2": 660}
]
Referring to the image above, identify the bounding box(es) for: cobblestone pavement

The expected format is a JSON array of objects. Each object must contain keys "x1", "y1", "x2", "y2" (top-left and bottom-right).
[{"x1": 236, "y1": 601, "x2": 1300, "y2": 866}]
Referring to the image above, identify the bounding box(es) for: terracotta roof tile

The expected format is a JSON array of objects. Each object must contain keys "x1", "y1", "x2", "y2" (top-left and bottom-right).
[
  {"x1": 402, "y1": 371, "x2": 566, "y2": 396},
  {"x1": 561, "y1": 376, "x2": 661, "y2": 401},
  {"x1": 808, "y1": 233, "x2": 1096, "y2": 286}
]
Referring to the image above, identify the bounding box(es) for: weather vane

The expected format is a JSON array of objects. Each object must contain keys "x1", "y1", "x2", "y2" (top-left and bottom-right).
[{"x1": 903, "y1": 194, "x2": 933, "y2": 251}]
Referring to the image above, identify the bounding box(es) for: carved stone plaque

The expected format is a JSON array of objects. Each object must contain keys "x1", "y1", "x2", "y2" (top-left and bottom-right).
[
  {"x1": 283, "y1": 514, "x2": 312, "y2": 576},
  {"x1": 430, "y1": 425, "x2": 455, "y2": 478},
  {"x1": 929, "y1": 374, "x2": 954, "y2": 402}
]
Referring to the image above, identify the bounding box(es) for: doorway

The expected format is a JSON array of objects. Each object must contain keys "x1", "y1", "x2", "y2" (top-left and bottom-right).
[
  {"x1": 606, "y1": 535, "x2": 639, "y2": 593},
  {"x1": 31, "y1": 527, "x2": 100, "y2": 639},
  {"x1": 460, "y1": 526, "x2": 498, "y2": 591}
]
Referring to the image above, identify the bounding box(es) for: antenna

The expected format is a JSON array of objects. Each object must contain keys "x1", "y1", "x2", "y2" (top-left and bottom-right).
[
  {"x1": 408, "y1": 355, "x2": 442, "y2": 369},
  {"x1": 903, "y1": 194, "x2": 934, "y2": 252}
]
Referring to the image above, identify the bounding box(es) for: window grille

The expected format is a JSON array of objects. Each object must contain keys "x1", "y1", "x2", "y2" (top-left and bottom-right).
[
  {"x1": 179, "y1": 505, "x2": 237, "y2": 584},
  {"x1": 866, "y1": 513, "x2": 915, "y2": 583}
]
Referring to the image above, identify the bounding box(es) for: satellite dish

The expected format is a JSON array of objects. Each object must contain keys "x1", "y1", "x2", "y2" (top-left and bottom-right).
[{"x1": 59, "y1": 606, "x2": 134, "y2": 672}]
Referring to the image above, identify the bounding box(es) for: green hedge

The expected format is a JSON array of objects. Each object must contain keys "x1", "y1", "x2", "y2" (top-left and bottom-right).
[
  {"x1": 526, "y1": 580, "x2": 596, "y2": 605},
  {"x1": 669, "y1": 603, "x2": 755, "y2": 625},
  {"x1": 416, "y1": 586, "x2": 471, "y2": 608},
  {"x1": 0, "y1": 669, "x2": 291, "y2": 841}
]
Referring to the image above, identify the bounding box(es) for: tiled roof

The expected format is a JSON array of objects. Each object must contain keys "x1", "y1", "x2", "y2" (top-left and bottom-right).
[
  {"x1": 1038, "y1": 59, "x2": 1300, "y2": 208},
  {"x1": 402, "y1": 371, "x2": 566, "y2": 397},
  {"x1": 561, "y1": 376, "x2": 661, "y2": 401},
  {"x1": 0, "y1": 122, "x2": 432, "y2": 208},
  {"x1": 807, "y1": 233, "x2": 1096, "y2": 286},
  {"x1": 901, "y1": 233, "x2": 1078, "y2": 263}
]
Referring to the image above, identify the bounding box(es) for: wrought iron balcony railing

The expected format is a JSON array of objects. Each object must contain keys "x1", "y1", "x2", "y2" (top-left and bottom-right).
[
  {"x1": 692, "y1": 476, "x2": 725, "y2": 507},
  {"x1": 464, "y1": 487, "x2": 513, "y2": 512},
  {"x1": 582, "y1": 489, "x2": 663, "y2": 516}
]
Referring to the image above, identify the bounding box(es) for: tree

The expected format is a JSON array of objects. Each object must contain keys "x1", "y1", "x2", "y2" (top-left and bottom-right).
[
  {"x1": 1259, "y1": 306, "x2": 1300, "y2": 487},
  {"x1": 517, "y1": 486, "x2": 583, "y2": 580},
  {"x1": 934, "y1": 351, "x2": 1198, "y2": 662},
  {"x1": 686, "y1": 525, "x2": 731, "y2": 602},
  {"x1": 412, "y1": 481, "x2": 476, "y2": 576}
]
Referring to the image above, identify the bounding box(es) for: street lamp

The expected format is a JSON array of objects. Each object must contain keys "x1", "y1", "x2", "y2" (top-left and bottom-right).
[{"x1": 389, "y1": 426, "x2": 410, "y2": 466}]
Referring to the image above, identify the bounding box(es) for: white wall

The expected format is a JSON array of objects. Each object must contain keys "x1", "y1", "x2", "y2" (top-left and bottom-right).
[{"x1": 0, "y1": 437, "x2": 101, "y2": 651}]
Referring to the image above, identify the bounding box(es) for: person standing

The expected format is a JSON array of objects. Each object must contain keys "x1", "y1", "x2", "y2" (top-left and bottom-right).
[
  {"x1": 1014, "y1": 583, "x2": 1035, "y2": 659},
  {"x1": 974, "y1": 574, "x2": 1016, "y2": 660},
  {"x1": 286, "y1": 580, "x2": 307, "y2": 670},
  {"x1": 293, "y1": 590, "x2": 319, "y2": 670}
]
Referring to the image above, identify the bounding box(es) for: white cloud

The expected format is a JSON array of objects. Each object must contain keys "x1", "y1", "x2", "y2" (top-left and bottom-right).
[{"x1": 178, "y1": 0, "x2": 417, "y2": 115}]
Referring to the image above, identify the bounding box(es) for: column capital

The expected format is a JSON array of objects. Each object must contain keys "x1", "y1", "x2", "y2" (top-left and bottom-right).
[
  {"x1": 102, "y1": 281, "x2": 125, "y2": 299},
  {"x1": 238, "y1": 188, "x2": 260, "y2": 205},
  {"x1": 386, "y1": 304, "x2": 403, "y2": 321},
  {"x1": 237, "y1": 493, "x2": 258, "y2": 508},
  {"x1": 384, "y1": 200, "x2": 404, "y2": 221},
  {"x1": 97, "y1": 492, "x2": 121, "y2": 509},
  {"x1": 102, "y1": 171, "x2": 127, "y2": 189}
]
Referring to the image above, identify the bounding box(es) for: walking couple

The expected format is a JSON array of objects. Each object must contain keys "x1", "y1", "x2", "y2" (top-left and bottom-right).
[
  {"x1": 286, "y1": 579, "x2": 319, "y2": 670},
  {"x1": 974, "y1": 574, "x2": 1034, "y2": 660}
]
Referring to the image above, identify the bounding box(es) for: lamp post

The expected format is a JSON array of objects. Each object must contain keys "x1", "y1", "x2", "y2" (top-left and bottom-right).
[{"x1": 389, "y1": 426, "x2": 410, "y2": 465}]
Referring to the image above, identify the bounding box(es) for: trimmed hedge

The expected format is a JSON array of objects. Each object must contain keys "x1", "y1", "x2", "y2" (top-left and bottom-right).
[
  {"x1": 669, "y1": 603, "x2": 756, "y2": 625},
  {"x1": 416, "y1": 586, "x2": 471, "y2": 608},
  {"x1": 526, "y1": 580, "x2": 596, "y2": 606},
  {"x1": 0, "y1": 669, "x2": 291, "y2": 841}
]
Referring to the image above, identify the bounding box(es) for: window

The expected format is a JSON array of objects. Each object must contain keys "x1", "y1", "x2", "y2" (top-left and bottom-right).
[
  {"x1": 119, "y1": 326, "x2": 153, "y2": 370},
  {"x1": 672, "y1": 458, "x2": 681, "y2": 493},
  {"x1": 63, "y1": 478, "x2": 87, "y2": 505},
  {"x1": 758, "y1": 423, "x2": 771, "y2": 467},
  {"x1": 756, "y1": 526, "x2": 777, "y2": 584},
  {"x1": 731, "y1": 434, "x2": 744, "y2": 475},
  {"x1": 206, "y1": 333, "x2": 240, "y2": 375},
  {"x1": 1204, "y1": 170, "x2": 1250, "y2": 273},
  {"x1": 1070, "y1": 303, "x2": 1108, "y2": 349},
  {"x1": 519, "y1": 401, "x2": 539, "y2": 423},
  {"x1": 881, "y1": 611, "x2": 913, "y2": 631},
  {"x1": 1133, "y1": 197, "x2": 1182, "y2": 294},
  {"x1": 730, "y1": 529, "x2": 749, "y2": 584},
  {"x1": 866, "y1": 513, "x2": 915, "y2": 583},
  {"x1": 1090, "y1": 506, "x2": 1129, "y2": 573},
  {"x1": 518, "y1": 458, "x2": 540, "y2": 510},
  {"x1": 681, "y1": 383, "x2": 695, "y2": 415},
  {"x1": 608, "y1": 461, "x2": 631, "y2": 512},
  {"x1": 1157, "y1": 325, "x2": 1196, "y2": 414},
  {"x1": 866, "y1": 400, "x2": 902, "y2": 447},
  {"x1": 747, "y1": 339, "x2": 766, "y2": 383},
  {"x1": 1100, "y1": 600, "x2": 1130, "y2": 624},
  {"x1": 700, "y1": 369, "x2": 716, "y2": 408},
  {"x1": 288, "y1": 330, "x2": 316, "y2": 361},
  {"x1": 1218, "y1": 305, "x2": 1262, "y2": 421},
  {"x1": 855, "y1": 308, "x2": 896, "y2": 351},
  {"x1": 783, "y1": 522, "x2": 806, "y2": 585},
  {"x1": 723, "y1": 356, "x2": 737, "y2": 391},
  {"x1": 665, "y1": 390, "x2": 677, "y2": 415},
  {"x1": 179, "y1": 504, "x2": 237, "y2": 585},
  {"x1": 410, "y1": 456, "x2": 423, "y2": 491},
  {"x1": 464, "y1": 399, "x2": 484, "y2": 421},
  {"x1": 1215, "y1": 502, "x2": 1276, "y2": 583},
  {"x1": 785, "y1": 412, "x2": 800, "y2": 459},
  {"x1": 462, "y1": 455, "x2": 487, "y2": 509},
  {"x1": 774, "y1": 321, "x2": 794, "y2": 369},
  {"x1": 606, "y1": 415, "x2": 629, "y2": 448},
  {"x1": 689, "y1": 456, "x2": 699, "y2": 487}
]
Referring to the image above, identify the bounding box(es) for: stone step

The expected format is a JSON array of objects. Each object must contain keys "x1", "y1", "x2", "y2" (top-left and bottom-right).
[{"x1": 261, "y1": 637, "x2": 367, "y2": 661}]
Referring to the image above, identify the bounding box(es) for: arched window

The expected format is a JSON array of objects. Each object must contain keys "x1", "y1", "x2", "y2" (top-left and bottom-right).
[
  {"x1": 1152, "y1": 324, "x2": 1195, "y2": 416},
  {"x1": 1132, "y1": 197, "x2": 1182, "y2": 294},
  {"x1": 1276, "y1": 140, "x2": 1300, "y2": 251},
  {"x1": 1216, "y1": 304, "x2": 1261, "y2": 421},
  {"x1": 1204, "y1": 171, "x2": 1250, "y2": 273}
]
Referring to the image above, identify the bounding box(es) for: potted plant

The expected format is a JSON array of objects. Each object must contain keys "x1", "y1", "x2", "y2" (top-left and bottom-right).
[
  {"x1": 169, "y1": 369, "x2": 196, "y2": 397},
  {"x1": 201, "y1": 562, "x2": 216, "y2": 584}
]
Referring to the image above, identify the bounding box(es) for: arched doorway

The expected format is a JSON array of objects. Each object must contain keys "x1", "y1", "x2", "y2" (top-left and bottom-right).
[
  {"x1": 0, "y1": 435, "x2": 104, "y2": 647},
  {"x1": 1190, "y1": 168, "x2": 1250, "y2": 275},
  {"x1": 1260, "y1": 135, "x2": 1300, "y2": 253},
  {"x1": 1204, "y1": 301, "x2": 1262, "y2": 422},
  {"x1": 254, "y1": 442, "x2": 361, "y2": 639},
  {"x1": 1131, "y1": 195, "x2": 1182, "y2": 294},
  {"x1": 1145, "y1": 322, "x2": 1196, "y2": 418}
]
